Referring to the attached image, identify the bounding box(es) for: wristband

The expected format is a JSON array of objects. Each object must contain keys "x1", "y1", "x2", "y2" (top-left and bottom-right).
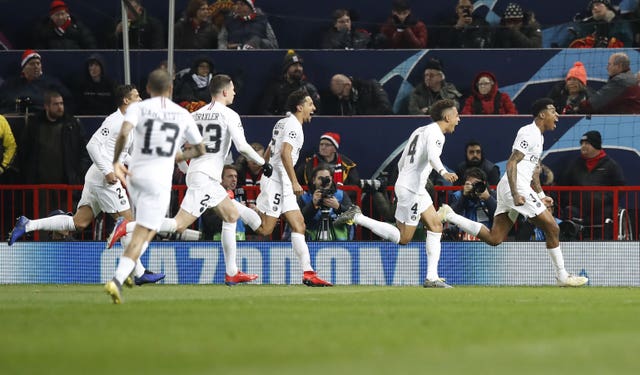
[
  {"x1": 438, "y1": 169, "x2": 446, "y2": 176},
  {"x1": 537, "y1": 191, "x2": 546, "y2": 199}
]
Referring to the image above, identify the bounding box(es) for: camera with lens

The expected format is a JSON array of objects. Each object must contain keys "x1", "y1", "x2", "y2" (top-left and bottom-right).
[
  {"x1": 318, "y1": 176, "x2": 335, "y2": 199},
  {"x1": 360, "y1": 172, "x2": 389, "y2": 193},
  {"x1": 471, "y1": 180, "x2": 487, "y2": 196}
]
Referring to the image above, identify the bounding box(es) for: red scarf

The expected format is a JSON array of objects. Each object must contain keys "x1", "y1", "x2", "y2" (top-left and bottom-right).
[
  {"x1": 583, "y1": 149, "x2": 606, "y2": 172},
  {"x1": 312, "y1": 154, "x2": 344, "y2": 186}
]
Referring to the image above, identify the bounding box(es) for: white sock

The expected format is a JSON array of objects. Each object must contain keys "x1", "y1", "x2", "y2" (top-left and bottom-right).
[
  {"x1": 26, "y1": 215, "x2": 76, "y2": 232},
  {"x1": 176, "y1": 229, "x2": 201, "y2": 240},
  {"x1": 425, "y1": 231, "x2": 442, "y2": 281},
  {"x1": 234, "y1": 200, "x2": 261, "y2": 230},
  {"x1": 222, "y1": 221, "x2": 238, "y2": 276},
  {"x1": 290, "y1": 232, "x2": 313, "y2": 272},
  {"x1": 547, "y1": 246, "x2": 569, "y2": 281},
  {"x1": 120, "y1": 232, "x2": 132, "y2": 250},
  {"x1": 158, "y1": 218, "x2": 177, "y2": 234},
  {"x1": 115, "y1": 256, "x2": 136, "y2": 285},
  {"x1": 125, "y1": 221, "x2": 136, "y2": 233},
  {"x1": 354, "y1": 214, "x2": 400, "y2": 244},
  {"x1": 133, "y1": 241, "x2": 150, "y2": 277},
  {"x1": 445, "y1": 211, "x2": 483, "y2": 236}
]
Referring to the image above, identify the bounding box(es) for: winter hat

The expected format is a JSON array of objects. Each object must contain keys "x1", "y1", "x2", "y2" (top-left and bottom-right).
[
  {"x1": 424, "y1": 58, "x2": 443, "y2": 72},
  {"x1": 392, "y1": 0, "x2": 411, "y2": 12},
  {"x1": 320, "y1": 132, "x2": 340, "y2": 149},
  {"x1": 238, "y1": 0, "x2": 256, "y2": 12},
  {"x1": 21, "y1": 49, "x2": 41, "y2": 69},
  {"x1": 282, "y1": 49, "x2": 303, "y2": 72},
  {"x1": 566, "y1": 62, "x2": 587, "y2": 85},
  {"x1": 503, "y1": 3, "x2": 523, "y2": 19},
  {"x1": 49, "y1": 0, "x2": 68, "y2": 15},
  {"x1": 588, "y1": 0, "x2": 614, "y2": 11},
  {"x1": 580, "y1": 130, "x2": 602, "y2": 150}
]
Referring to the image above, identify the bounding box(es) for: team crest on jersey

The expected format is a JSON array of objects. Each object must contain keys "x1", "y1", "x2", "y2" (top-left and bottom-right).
[
  {"x1": 520, "y1": 140, "x2": 529, "y2": 149},
  {"x1": 120, "y1": 199, "x2": 127, "y2": 205},
  {"x1": 411, "y1": 214, "x2": 417, "y2": 221},
  {"x1": 101, "y1": 128, "x2": 109, "y2": 137},
  {"x1": 536, "y1": 202, "x2": 541, "y2": 208},
  {"x1": 272, "y1": 205, "x2": 278, "y2": 212},
  {"x1": 288, "y1": 131, "x2": 297, "y2": 139}
]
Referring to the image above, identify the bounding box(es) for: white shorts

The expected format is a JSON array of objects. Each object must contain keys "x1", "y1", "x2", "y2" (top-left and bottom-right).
[
  {"x1": 394, "y1": 185, "x2": 432, "y2": 226},
  {"x1": 180, "y1": 172, "x2": 227, "y2": 217},
  {"x1": 77, "y1": 180, "x2": 130, "y2": 216},
  {"x1": 256, "y1": 176, "x2": 299, "y2": 218},
  {"x1": 127, "y1": 176, "x2": 170, "y2": 232},
  {"x1": 495, "y1": 179, "x2": 546, "y2": 220}
]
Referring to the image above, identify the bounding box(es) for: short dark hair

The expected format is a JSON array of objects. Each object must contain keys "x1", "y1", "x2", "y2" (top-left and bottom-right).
[
  {"x1": 185, "y1": 0, "x2": 207, "y2": 19},
  {"x1": 222, "y1": 164, "x2": 238, "y2": 178},
  {"x1": 332, "y1": 8, "x2": 350, "y2": 21},
  {"x1": 209, "y1": 74, "x2": 232, "y2": 96},
  {"x1": 44, "y1": 90, "x2": 62, "y2": 105},
  {"x1": 285, "y1": 89, "x2": 310, "y2": 113},
  {"x1": 115, "y1": 84, "x2": 137, "y2": 106},
  {"x1": 531, "y1": 98, "x2": 555, "y2": 117},
  {"x1": 311, "y1": 163, "x2": 334, "y2": 180},
  {"x1": 147, "y1": 69, "x2": 172, "y2": 94},
  {"x1": 464, "y1": 167, "x2": 487, "y2": 182},
  {"x1": 429, "y1": 99, "x2": 457, "y2": 121}
]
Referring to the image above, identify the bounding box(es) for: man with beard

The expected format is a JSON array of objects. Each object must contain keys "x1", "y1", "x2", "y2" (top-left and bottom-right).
[
  {"x1": 454, "y1": 140, "x2": 500, "y2": 186},
  {"x1": 257, "y1": 50, "x2": 321, "y2": 115}
]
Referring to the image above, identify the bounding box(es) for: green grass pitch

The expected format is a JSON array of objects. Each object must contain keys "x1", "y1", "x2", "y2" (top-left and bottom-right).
[{"x1": 1, "y1": 285, "x2": 639, "y2": 375}]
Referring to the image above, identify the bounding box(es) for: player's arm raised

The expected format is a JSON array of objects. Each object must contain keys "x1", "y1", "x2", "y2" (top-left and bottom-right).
[{"x1": 506, "y1": 149, "x2": 525, "y2": 206}]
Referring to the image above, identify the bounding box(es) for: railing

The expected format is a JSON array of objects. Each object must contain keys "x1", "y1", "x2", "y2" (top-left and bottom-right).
[{"x1": 1, "y1": 184, "x2": 638, "y2": 242}]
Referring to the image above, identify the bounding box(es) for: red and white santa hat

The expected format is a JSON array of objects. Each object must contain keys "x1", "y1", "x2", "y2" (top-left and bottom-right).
[
  {"x1": 239, "y1": 0, "x2": 256, "y2": 12},
  {"x1": 21, "y1": 49, "x2": 41, "y2": 69},
  {"x1": 49, "y1": 0, "x2": 69, "y2": 15},
  {"x1": 320, "y1": 132, "x2": 340, "y2": 149}
]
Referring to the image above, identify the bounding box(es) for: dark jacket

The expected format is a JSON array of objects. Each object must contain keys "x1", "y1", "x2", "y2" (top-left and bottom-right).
[
  {"x1": 547, "y1": 81, "x2": 594, "y2": 114},
  {"x1": 321, "y1": 27, "x2": 370, "y2": 49},
  {"x1": 574, "y1": 14, "x2": 634, "y2": 47},
  {"x1": 33, "y1": 16, "x2": 97, "y2": 50},
  {"x1": 581, "y1": 70, "x2": 640, "y2": 114},
  {"x1": 492, "y1": 21, "x2": 542, "y2": 48},
  {"x1": 297, "y1": 153, "x2": 360, "y2": 188},
  {"x1": 461, "y1": 71, "x2": 518, "y2": 115},
  {"x1": 174, "y1": 18, "x2": 218, "y2": 49},
  {"x1": 73, "y1": 54, "x2": 117, "y2": 115},
  {"x1": 322, "y1": 78, "x2": 392, "y2": 116},
  {"x1": 173, "y1": 57, "x2": 214, "y2": 104},
  {"x1": 225, "y1": 12, "x2": 278, "y2": 49},
  {"x1": 379, "y1": 14, "x2": 427, "y2": 48},
  {"x1": 435, "y1": 16, "x2": 492, "y2": 48},
  {"x1": 0, "y1": 74, "x2": 73, "y2": 114},
  {"x1": 19, "y1": 111, "x2": 90, "y2": 185},
  {"x1": 298, "y1": 186, "x2": 353, "y2": 241},
  {"x1": 258, "y1": 77, "x2": 321, "y2": 115},
  {"x1": 109, "y1": 10, "x2": 164, "y2": 49},
  {"x1": 455, "y1": 159, "x2": 501, "y2": 186},
  {"x1": 408, "y1": 81, "x2": 462, "y2": 115}
]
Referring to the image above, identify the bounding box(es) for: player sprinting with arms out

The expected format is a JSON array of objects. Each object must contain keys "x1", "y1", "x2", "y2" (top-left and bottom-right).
[
  {"x1": 335, "y1": 99, "x2": 459, "y2": 287},
  {"x1": 104, "y1": 69, "x2": 205, "y2": 304},
  {"x1": 106, "y1": 74, "x2": 271, "y2": 285},
  {"x1": 438, "y1": 98, "x2": 588, "y2": 287}
]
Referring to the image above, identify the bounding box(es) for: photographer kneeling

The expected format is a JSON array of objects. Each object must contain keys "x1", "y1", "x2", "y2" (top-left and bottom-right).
[
  {"x1": 447, "y1": 167, "x2": 496, "y2": 240},
  {"x1": 298, "y1": 164, "x2": 354, "y2": 241}
]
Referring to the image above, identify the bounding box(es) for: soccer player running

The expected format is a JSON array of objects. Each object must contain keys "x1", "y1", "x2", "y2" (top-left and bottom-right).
[
  {"x1": 438, "y1": 98, "x2": 588, "y2": 287},
  {"x1": 7, "y1": 85, "x2": 165, "y2": 285},
  {"x1": 106, "y1": 74, "x2": 270, "y2": 286},
  {"x1": 335, "y1": 99, "x2": 460, "y2": 288},
  {"x1": 236, "y1": 89, "x2": 332, "y2": 286},
  {"x1": 105, "y1": 69, "x2": 206, "y2": 304}
]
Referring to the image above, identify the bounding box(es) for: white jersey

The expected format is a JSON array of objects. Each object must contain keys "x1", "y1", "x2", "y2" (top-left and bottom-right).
[
  {"x1": 188, "y1": 101, "x2": 254, "y2": 181},
  {"x1": 84, "y1": 109, "x2": 132, "y2": 184},
  {"x1": 395, "y1": 123, "x2": 446, "y2": 194},
  {"x1": 498, "y1": 121, "x2": 543, "y2": 191},
  {"x1": 124, "y1": 97, "x2": 202, "y2": 187},
  {"x1": 268, "y1": 114, "x2": 304, "y2": 184}
]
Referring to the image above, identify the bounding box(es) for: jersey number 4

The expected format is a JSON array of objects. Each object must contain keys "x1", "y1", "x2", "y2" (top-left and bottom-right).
[{"x1": 141, "y1": 119, "x2": 179, "y2": 157}]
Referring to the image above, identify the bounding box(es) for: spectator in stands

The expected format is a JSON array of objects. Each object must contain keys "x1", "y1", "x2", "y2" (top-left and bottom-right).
[
  {"x1": 454, "y1": 140, "x2": 501, "y2": 186},
  {"x1": 258, "y1": 50, "x2": 321, "y2": 115},
  {"x1": 435, "y1": 0, "x2": 493, "y2": 48},
  {"x1": 461, "y1": 71, "x2": 518, "y2": 114},
  {"x1": 558, "y1": 130, "x2": 625, "y2": 239},
  {"x1": 234, "y1": 141, "x2": 264, "y2": 208},
  {"x1": 209, "y1": 0, "x2": 235, "y2": 49},
  {"x1": 0, "y1": 114, "x2": 17, "y2": 182},
  {"x1": 547, "y1": 62, "x2": 594, "y2": 114},
  {"x1": 224, "y1": 0, "x2": 278, "y2": 49},
  {"x1": 321, "y1": 8, "x2": 371, "y2": 49},
  {"x1": 297, "y1": 132, "x2": 360, "y2": 189},
  {"x1": 33, "y1": 1, "x2": 97, "y2": 50},
  {"x1": 18, "y1": 90, "x2": 90, "y2": 185},
  {"x1": 379, "y1": 0, "x2": 427, "y2": 49},
  {"x1": 200, "y1": 165, "x2": 247, "y2": 241},
  {"x1": 570, "y1": 0, "x2": 633, "y2": 48},
  {"x1": 493, "y1": 2, "x2": 542, "y2": 48},
  {"x1": 323, "y1": 74, "x2": 393, "y2": 115},
  {"x1": 109, "y1": 0, "x2": 164, "y2": 49},
  {"x1": 298, "y1": 164, "x2": 353, "y2": 241},
  {"x1": 408, "y1": 58, "x2": 462, "y2": 115},
  {"x1": 447, "y1": 167, "x2": 497, "y2": 240},
  {"x1": 579, "y1": 52, "x2": 640, "y2": 114},
  {"x1": 73, "y1": 54, "x2": 117, "y2": 115},
  {"x1": 174, "y1": 56, "x2": 215, "y2": 104},
  {"x1": 0, "y1": 49, "x2": 73, "y2": 114},
  {"x1": 175, "y1": 0, "x2": 219, "y2": 49}
]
